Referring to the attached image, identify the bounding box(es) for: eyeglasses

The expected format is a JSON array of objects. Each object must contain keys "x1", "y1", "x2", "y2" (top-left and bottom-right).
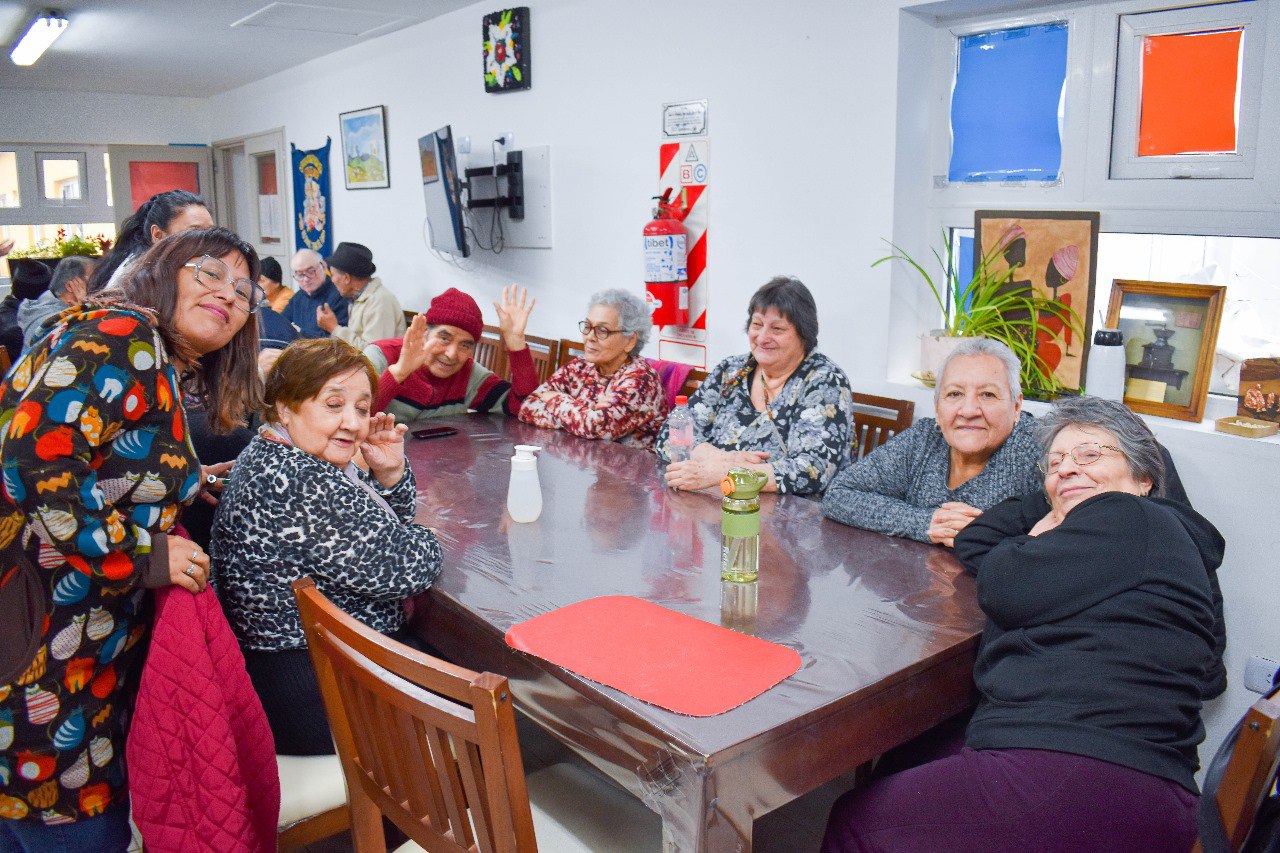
[
  {"x1": 291, "y1": 263, "x2": 323, "y2": 282},
  {"x1": 579, "y1": 320, "x2": 624, "y2": 341},
  {"x1": 183, "y1": 255, "x2": 265, "y2": 312},
  {"x1": 1038, "y1": 442, "x2": 1124, "y2": 475}
]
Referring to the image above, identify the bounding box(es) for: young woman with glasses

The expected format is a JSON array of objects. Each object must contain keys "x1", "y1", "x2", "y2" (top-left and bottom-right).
[
  {"x1": 517, "y1": 289, "x2": 668, "y2": 449},
  {"x1": 0, "y1": 228, "x2": 261, "y2": 851}
]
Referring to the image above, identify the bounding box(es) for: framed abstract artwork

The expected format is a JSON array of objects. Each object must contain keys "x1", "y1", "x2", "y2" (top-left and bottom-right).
[
  {"x1": 974, "y1": 210, "x2": 1099, "y2": 395},
  {"x1": 1106, "y1": 279, "x2": 1226, "y2": 422},
  {"x1": 483, "y1": 7, "x2": 530, "y2": 92},
  {"x1": 338, "y1": 105, "x2": 389, "y2": 190}
]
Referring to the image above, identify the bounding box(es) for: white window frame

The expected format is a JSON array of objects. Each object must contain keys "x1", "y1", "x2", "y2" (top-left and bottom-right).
[
  {"x1": 886, "y1": 0, "x2": 1280, "y2": 392},
  {"x1": 0, "y1": 143, "x2": 113, "y2": 226},
  {"x1": 1110, "y1": 1, "x2": 1267, "y2": 181}
]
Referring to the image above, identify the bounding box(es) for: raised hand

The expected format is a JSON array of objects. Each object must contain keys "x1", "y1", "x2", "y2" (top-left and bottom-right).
[
  {"x1": 359, "y1": 412, "x2": 408, "y2": 487},
  {"x1": 494, "y1": 284, "x2": 535, "y2": 350},
  {"x1": 316, "y1": 303, "x2": 338, "y2": 334},
  {"x1": 391, "y1": 314, "x2": 431, "y2": 382}
]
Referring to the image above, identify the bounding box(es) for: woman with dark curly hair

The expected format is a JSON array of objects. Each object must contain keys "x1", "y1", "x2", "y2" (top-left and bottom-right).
[{"x1": 0, "y1": 227, "x2": 263, "y2": 851}]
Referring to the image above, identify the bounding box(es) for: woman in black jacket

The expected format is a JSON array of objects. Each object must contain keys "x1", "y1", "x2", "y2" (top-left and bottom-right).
[{"x1": 822, "y1": 395, "x2": 1224, "y2": 853}]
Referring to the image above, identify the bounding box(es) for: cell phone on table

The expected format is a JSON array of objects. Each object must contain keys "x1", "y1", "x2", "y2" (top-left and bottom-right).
[{"x1": 411, "y1": 425, "x2": 459, "y2": 440}]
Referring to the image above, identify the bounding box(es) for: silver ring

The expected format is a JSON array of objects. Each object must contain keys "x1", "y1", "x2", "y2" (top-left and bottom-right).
[{"x1": 186, "y1": 564, "x2": 198, "y2": 577}]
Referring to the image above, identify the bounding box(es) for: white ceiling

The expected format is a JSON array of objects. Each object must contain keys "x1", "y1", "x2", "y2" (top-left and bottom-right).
[{"x1": 0, "y1": 0, "x2": 472, "y2": 97}]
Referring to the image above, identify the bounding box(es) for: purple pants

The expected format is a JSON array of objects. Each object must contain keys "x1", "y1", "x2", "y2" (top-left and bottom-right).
[{"x1": 821, "y1": 745, "x2": 1198, "y2": 853}]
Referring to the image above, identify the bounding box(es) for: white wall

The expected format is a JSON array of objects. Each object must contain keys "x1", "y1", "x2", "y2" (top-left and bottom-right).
[
  {"x1": 0, "y1": 88, "x2": 210, "y2": 145},
  {"x1": 204, "y1": 0, "x2": 906, "y2": 374}
]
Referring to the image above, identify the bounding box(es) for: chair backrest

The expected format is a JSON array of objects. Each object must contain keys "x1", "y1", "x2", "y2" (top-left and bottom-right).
[
  {"x1": 850, "y1": 392, "x2": 914, "y2": 459},
  {"x1": 521, "y1": 333, "x2": 560, "y2": 384},
  {"x1": 403, "y1": 309, "x2": 418, "y2": 328},
  {"x1": 679, "y1": 368, "x2": 707, "y2": 400},
  {"x1": 557, "y1": 338, "x2": 583, "y2": 371},
  {"x1": 475, "y1": 324, "x2": 506, "y2": 374},
  {"x1": 293, "y1": 578, "x2": 538, "y2": 853},
  {"x1": 1197, "y1": 692, "x2": 1280, "y2": 852}
]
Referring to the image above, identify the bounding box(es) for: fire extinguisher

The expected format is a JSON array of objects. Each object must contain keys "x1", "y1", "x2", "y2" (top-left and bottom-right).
[{"x1": 643, "y1": 189, "x2": 690, "y2": 327}]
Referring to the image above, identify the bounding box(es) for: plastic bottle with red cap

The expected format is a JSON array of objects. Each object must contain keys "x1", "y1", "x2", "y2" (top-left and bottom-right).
[{"x1": 667, "y1": 395, "x2": 694, "y2": 462}]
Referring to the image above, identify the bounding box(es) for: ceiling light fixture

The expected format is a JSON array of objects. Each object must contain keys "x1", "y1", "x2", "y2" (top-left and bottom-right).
[{"x1": 10, "y1": 10, "x2": 69, "y2": 67}]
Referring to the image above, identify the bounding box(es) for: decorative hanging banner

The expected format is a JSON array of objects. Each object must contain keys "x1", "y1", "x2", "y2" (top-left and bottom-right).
[
  {"x1": 291, "y1": 138, "x2": 333, "y2": 257},
  {"x1": 656, "y1": 139, "x2": 709, "y2": 368}
]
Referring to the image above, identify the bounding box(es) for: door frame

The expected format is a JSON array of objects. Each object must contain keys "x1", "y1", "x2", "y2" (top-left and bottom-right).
[{"x1": 212, "y1": 127, "x2": 290, "y2": 264}]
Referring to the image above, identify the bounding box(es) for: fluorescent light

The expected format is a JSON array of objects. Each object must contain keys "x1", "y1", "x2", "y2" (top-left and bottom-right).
[{"x1": 10, "y1": 12, "x2": 69, "y2": 67}]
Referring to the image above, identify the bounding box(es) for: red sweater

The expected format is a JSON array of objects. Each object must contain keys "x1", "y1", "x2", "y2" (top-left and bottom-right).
[{"x1": 365, "y1": 341, "x2": 538, "y2": 422}]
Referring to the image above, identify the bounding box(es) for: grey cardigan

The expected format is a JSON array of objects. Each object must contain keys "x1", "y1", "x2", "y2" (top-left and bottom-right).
[{"x1": 821, "y1": 412, "x2": 1041, "y2": 543}]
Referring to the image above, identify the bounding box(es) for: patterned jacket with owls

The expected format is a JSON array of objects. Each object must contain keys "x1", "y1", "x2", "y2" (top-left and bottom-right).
[{"x1": 0, "y1": 305, "x2": 197, "y2": 824}]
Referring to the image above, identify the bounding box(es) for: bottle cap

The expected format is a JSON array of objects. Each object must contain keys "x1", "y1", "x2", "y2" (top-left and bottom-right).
[
  {"x1": 675, "y1": 395, "x2": 688, "y2": 406},
  {"x1": 513, "y1": 444, "x2": 541, "y2": 459},
  {"x1": 1093, "y1": 328, "x2": 1123, "y2": 346}
]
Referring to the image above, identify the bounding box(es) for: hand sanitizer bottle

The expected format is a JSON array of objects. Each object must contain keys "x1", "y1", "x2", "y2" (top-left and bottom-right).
[{"x1": 507, "y1": 444, "x2": 543, "y2": 523}]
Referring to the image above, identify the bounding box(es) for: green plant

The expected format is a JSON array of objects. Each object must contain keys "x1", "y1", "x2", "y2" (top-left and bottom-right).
[
  {"x1": 874, "y1": 231, "x2": 1085, "y2": 398},
  {"x1": 9, "y1": 228, "x2": 111, "y2": 259}
]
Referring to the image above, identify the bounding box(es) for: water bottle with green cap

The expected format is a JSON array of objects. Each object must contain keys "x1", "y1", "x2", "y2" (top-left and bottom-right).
[{"x1": 720, "y1": 467, "x2": 768, "y2": 582}]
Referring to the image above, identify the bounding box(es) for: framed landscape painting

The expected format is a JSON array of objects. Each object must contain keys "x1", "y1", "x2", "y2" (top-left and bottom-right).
[
  {"x1": 974, "y1": 210, "x2": 1099, "y2": 394},
  {"x1": 339, "y1": 105, "x2": 389, "y2": 190}
]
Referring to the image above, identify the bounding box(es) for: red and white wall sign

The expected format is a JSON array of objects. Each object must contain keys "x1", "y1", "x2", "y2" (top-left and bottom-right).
[{"x1": 656, "y1": 138, "x2": 708, "y2": 368}]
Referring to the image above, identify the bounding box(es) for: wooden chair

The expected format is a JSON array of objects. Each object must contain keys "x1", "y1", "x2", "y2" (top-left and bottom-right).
[
  {"x1": 292, "y1": 577, "x2": 658, "y2": 852},
  {"x1": 475, "y1": 324, "x2": 505, "y2": 374},
  {"x1": 1195, "y1": 692, "x2": 1280, "y2": 852},
  {"x1": 850, "y1": 392, "x2": 915, "y2": 460},
  {"x1": 679, "y1": 368, "x2": 707, "y2": 399},
  {"x1": 556, "y1": 338, "x2": 583, "y2": 371},
  {"x1": 521, "y1": 332, "x2": 560, "y2": 384}
]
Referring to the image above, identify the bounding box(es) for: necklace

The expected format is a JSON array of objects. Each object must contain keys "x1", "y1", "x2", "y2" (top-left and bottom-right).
[{"x1": 757, "y1": 370, "x2": 789, "y2": 407}]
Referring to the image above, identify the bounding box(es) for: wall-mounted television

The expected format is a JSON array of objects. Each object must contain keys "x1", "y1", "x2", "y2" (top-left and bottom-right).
[{"x1": 419, "y1": 126, "x2": 468, "y2": 258}]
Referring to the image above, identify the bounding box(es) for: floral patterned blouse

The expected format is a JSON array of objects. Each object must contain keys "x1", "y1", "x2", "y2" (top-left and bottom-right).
[
  {"x1": 655, "y1": 351, "x2": 856, "y2": 496},
  {"x1": 0, "y1": 305, "x2": 199, "y2": 824},
  {"x1": 518, "y1": 357, "x2": 670, "y2": 450}
]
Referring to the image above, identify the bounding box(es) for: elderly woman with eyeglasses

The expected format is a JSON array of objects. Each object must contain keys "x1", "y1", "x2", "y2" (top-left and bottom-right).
[
  {"x1": 518, "y1": 289, "x2": 669, "y2": 448},
  {"x1": 656, "y1": 276, "x2": 855, "y2": 496},
  {"x1": 821, "y1": 396, "x2": 1224, "y2": 853},
  {"x1": 0, "y1": 228, "x2": 262, "y2": 847},
  {"x1": 822, "y1": 337, "x2": 1041, "y2": 546}
]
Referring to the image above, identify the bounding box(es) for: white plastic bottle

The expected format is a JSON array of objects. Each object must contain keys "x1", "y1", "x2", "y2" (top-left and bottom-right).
[
  {"x1": 507, "y1": 444, "x2": 543, "y2": 523},
  {"x1": 667, "y1": 395, "x2": 694, "y2": 463},
  {"x1": 1086, "y1": 328, "x2": 1127, "y2": 402}
]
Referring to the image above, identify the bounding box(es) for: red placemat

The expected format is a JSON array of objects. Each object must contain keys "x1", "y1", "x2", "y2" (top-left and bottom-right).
[{"x1": 504, "y1": 595, "x2": 801, "y2": 716}]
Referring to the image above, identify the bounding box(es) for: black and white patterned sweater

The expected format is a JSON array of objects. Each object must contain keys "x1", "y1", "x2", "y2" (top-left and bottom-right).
[{"x1": 210, "y1": 433, "x2": 442, "y2": 652}]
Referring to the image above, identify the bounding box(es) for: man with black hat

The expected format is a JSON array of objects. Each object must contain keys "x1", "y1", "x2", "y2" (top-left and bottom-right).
[
  {"x1": 318, "y1": 240, "x2": 405, "y2": 351},
  {"x1": 1, "y1": 257, "x2": 53, "y2": 362}
]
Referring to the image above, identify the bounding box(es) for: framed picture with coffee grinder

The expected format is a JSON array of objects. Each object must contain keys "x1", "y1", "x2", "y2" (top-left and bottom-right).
[{"x1": 1106, "y1": 280, "x2": 1226, "y2": 422}]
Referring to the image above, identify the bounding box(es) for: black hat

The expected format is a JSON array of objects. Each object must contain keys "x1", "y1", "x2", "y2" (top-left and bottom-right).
[
  {"x1": 259, "y1": 256, "x2": 283, "y2": 285},
  {"x1": 327, "y1": 242, "x2": 375, "y2": 279},
  {"x1": 9, "y1": 259, "x2": 53, "y2": 301}
]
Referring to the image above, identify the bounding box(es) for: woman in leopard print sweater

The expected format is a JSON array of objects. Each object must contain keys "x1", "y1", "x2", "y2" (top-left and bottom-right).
[{"x1": 211, "y1": 339, "x2": 441, "y2": 755}]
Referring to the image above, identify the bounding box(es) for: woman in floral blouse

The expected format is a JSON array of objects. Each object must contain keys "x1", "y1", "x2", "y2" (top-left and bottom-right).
[
  {"x1": 0, "y1": 228, "x2": 262, "y2": 850},
  {"x1": 518, "y1": 289, "x2": 668, "y2": 449},
  {"x1": 656, "y1": 276, "x2": 856, "y2": 496}
]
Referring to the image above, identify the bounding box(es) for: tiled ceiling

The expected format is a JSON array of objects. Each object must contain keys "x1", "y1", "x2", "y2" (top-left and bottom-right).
[{"x1": 0, "y1": 0, "x2": 472, "y2": 97}]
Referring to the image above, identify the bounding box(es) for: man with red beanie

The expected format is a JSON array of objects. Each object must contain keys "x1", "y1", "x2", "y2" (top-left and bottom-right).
[{"x1": 364, "y1": 284, "x2": 538, "y2": 421}]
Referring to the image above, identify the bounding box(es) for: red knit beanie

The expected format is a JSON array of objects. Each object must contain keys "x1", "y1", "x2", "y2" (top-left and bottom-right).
[{"x1": 425, "y1": 287, "x2": 483, "y2": 341}]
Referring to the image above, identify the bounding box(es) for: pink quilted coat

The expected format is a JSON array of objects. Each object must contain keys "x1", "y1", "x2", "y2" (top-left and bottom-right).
[{"x1": 127, "y1": 586, "x2": 280, "y2": 852}]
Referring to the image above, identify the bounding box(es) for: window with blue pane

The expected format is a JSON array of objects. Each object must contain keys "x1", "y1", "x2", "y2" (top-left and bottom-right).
[{"x1": 949, "y1": 23, "x2": 1068, "y2": 183}]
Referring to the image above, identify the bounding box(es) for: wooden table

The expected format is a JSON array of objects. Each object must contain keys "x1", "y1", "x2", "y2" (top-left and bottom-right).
[{"x1": 407, "y1": 414, "x2": 984, "y2": 852}]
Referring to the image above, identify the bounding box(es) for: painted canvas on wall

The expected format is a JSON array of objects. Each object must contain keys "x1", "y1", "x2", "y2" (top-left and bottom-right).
[
  {"x1": 974, "y1": 210, "x2": 1099, "y2": 394},
  {"x1": 483, "y1": 7, "x2": 530, "y2": 92},
  {"x1": 1238, "y1": 358, "x2": 1280, "y2": 425},
  {"x1": 338, "y1": 105, "x2": 389, "y2": 190}
]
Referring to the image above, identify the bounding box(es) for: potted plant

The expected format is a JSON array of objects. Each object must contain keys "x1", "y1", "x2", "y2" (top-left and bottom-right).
[
  {"x1": 875, "y1": 230, "x2": 1084, "y2": 399},
  {"x1": 7, "y1": 228, "x2": 112, "y2": 279}
]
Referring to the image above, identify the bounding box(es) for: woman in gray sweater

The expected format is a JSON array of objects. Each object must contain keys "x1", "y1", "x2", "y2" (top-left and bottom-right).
[{"x1": 822, "y1": 338, "x2": 1040, "y2": 546}]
